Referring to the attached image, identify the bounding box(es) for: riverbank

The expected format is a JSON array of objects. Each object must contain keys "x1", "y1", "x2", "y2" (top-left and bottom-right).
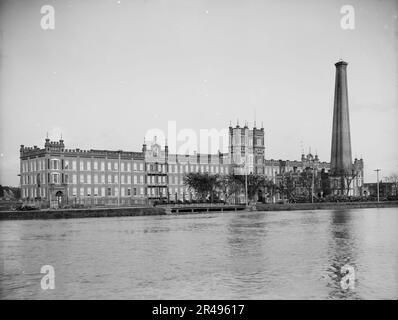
[
  {"x1": 0, "y1": 206, "x2": 166, "y2": 220},
  {"x1": 1, "y1": 201, "x2": 397, "y2": 220},
  {"x1": 255, "y1": 201, "x2": 398, "y2": 211}
]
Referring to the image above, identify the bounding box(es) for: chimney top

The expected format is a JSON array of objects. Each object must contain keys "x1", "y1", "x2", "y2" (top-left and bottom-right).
[{"x1": 335, "y1": 60, "x2": 348, "y2": 67}]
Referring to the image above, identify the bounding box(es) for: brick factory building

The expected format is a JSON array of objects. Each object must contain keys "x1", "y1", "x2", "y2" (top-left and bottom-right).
[{"x1": 19, "y1": 122, "x2": 343, "y2": 207}]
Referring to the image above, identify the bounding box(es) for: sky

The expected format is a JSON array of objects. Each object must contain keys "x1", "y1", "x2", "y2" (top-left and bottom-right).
[{"x1": 0, "y1": 0, "x2": 397, "y2": 186}]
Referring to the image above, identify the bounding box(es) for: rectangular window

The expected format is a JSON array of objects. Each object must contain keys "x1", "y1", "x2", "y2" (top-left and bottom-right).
[
  {"x1": 108, "y1": 162, "x2": 112, "y2": 171},
  {"x1": 107, "y1": 187, "x2": 112, "y2": 196},
  {"x1": 121, "y1": 187, "x2": 125, "y2": 196},
  {"x1": 80, "y1": 161, "x2": 84, "y2": 171},
  {"x1": 140, "y1": 187, "x2": 144, "y2": 195},
  {"x1": 87, "y1": 188, "x2": 91, "y2": 196},
  {"x1": 93, "y1": 161, "x2": 98, "y2": 170},
  {"x1": 127, "y1": 163, "x2": 131, "y2": 172},
  {"x1": 101, "y1": 187, "x2": 105, "y2": 196},
  {"x1": 133, "y1": 176, "x2": 137, "y2": 184},
  {"x1": 80, "y1": 188, "x2": 84, "y2": 197},
  {"x1": 108, "y1": 174, "x2": 112, "y2": 184},
  {"x1": 64, "y1": 160, "x2": 69, "y2": 170},
  {"x1": 72, "y1": 187, "x2": 77, "y2": 196},
  {"x1": 80, "y1": 175, "x2": 84, "y2": 184},
  {"x1": 140, "y1": 176, "x2": 144, "y2": 184},
  {"x1": 101, "y1": 174, "x2": 105, "y2": 184},
  {"x1": 115, "y1": 187, "x2": 119, "y2": 197},
  {"x1": 101, "y1": 161, "x2": 105, "y2": 171},
  {"x1": 139, "y1": 163, "x2": 143, "y2": 171},
  {"x1": 127, "y1": 175, "x2": 131, "y2": 184},
  {"x1": 94, "y1": 187, "x2": 98, "y2": 196},
  {"x1": 94, "y1": 174, "x2": 98, "y2": 184},
  {"x1": 87, "y1": 175, "x2": 91, "y2": 184},
  {"x1": 87, "y1": 161, "x2": 91, "y2": 171},
  {"x1": 133, "y1": 163, "x2": 137, "y2": 171},
  {"x1": 72, "y1": 160, "x2": 76, "y2": 170},
  {"x1": 127, "y1": 188, "x2": 131, "y2": 196},
  {"x1": 115, "y1": 175, "x2": 118, "y2": 184},
  {"x1": 114, "y1": 163, "x2": 118, "y2": 171},
  {"x1": 121, "y1": 175, "x2": 125, "y2": 184}
]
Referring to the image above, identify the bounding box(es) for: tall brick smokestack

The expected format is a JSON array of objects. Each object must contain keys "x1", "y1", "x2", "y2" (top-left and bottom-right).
[{"x1": 330, "y1": 60, "x2": 352, "y2": 175}]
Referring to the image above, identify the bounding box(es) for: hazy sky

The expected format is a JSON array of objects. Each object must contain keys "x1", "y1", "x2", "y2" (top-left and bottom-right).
[{"x1": 0, "y1": 0, "x2": 397, "y2": 186}]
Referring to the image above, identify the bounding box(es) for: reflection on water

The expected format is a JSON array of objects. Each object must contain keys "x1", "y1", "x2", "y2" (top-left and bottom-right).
[
  {"x1": 326, "y1": 210, "x2": 359, "y2": 300},
  {"x1": 0, "y1": 208, "x2": 397, "y2": 299}
]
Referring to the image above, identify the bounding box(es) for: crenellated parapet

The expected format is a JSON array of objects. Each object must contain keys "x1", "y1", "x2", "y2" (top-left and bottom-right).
[
  {"x1": 21, "y1": 138, "x2": 145, "y2": 160},
  {"x1": 20, "y1": 145, "x2": 46, "y2": 158}
]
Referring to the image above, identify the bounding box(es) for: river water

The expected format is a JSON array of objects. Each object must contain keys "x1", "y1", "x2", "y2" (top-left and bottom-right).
[{"x1": 1, "y1": 208, "x2": 397, "y2": 299}]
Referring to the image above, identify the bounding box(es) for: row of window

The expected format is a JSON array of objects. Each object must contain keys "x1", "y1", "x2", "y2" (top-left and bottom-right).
[
  {"x1": 147, "y1": 176, "x2": 167, "y2": 185},
  {"x1": 22, "y1": 186, "x2": 197, "y2": 199},
  {"x1": 147, "y1": 187, "x2": 168, "y2": 196},
  {"x1": 76, "y1": 174, "x2": 145, "y2": 185},
  {"x1": 22, "y1": 188, "x2": 43, "y2": 198},
  {"x1": 231, "y1": 134, "x2": 263, "y2": 146},
  {"x1": 21, "y1": 186, "x2": 145, "y2": 198},
  {"x1": 21, "y1": 173, "x2": 147, "y2": 186},
  {"x1": 71, "y1": 187, "x2": 143, "y2": 197},
  {"x1": 22, "y1": 169, "x2": 284, "y2": 187},
  {"x1": 22, "y1": 159, "x2": 45, "y2": 173},
  {"x1": 22, "y1": 159, "x2": 231, "y2": 174},
  {"x1": 168, "y1": 164, "x2": 229, "y2": 174},
  {"x1": 168, "y1": 187, "x2": 189, "y2": 195},
  {"x1": 21, "y1": 159, "x2": 146, "y2": 172},
  {"x1": 22, "y1": 173, "x2": 199, "y2": 187},
  {"x1": 169, "y1": 176, "x2": 184, "y2": 185},
  {"x1": 75, "y1": 161, "x2": 145, "y2": 172}
]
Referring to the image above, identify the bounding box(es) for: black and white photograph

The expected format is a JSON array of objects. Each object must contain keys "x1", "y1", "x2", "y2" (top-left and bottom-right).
[{"x1": 0, "y1": 0, "x2": 397, "y2": 307}]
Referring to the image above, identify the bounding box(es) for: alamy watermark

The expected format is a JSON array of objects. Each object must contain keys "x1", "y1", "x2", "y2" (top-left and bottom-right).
[
  {"x1": 340, "y1": 264, "x2": 355, "y2": 290},
  {"x1": 340, "y1": 5, "x2": 355, "y2": 30},
  {"x1": 40, "y1": 265, "x2": 55, "y2": 290},
  {"x1": 40, "y1": 5, "x2": 55, "y2": 30},
  {"x1": 145, "y1": 121, "x2": 229, "y2": 155}
]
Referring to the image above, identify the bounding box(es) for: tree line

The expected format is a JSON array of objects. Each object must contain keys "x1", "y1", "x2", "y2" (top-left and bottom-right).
[
  {"x1": 183, "y1": 170, "x2": 336, "y2": 203},
  {"x1": 183, "y1": 172, "x2": 272, "y2": 203}
]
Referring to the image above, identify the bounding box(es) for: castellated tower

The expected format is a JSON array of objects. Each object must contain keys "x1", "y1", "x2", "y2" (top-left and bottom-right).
[{"x1": 228, "y1": 122, "x2": 265, "y2": 175}]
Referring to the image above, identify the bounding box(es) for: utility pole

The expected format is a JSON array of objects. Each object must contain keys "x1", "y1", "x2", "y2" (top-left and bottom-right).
[
  {"x1": 311, "y1": 162, "x2": 315, "y2": 204},
  {"x1": 118, "y1": 152, "x2": 121, "y2": 206},
  {"x1": 245, "y1": 161, "x2": 248, "y2": 207},
  {"x1": 374, "y1": 169, "x2": 381, "y2": 202},
  {"x1": 238, "y1": 160, "x2": 249, "y2": 207},
  {"x1": 310, "y1": 157, "x2": 316, "y2": 203},
  {"x1": 311, "y1": 169, "x2": 314, "y2": 203}
]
